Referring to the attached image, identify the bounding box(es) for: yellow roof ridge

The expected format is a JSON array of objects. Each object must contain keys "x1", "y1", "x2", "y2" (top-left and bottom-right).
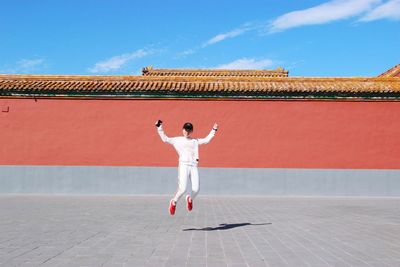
[
  {"x1": 378, "y1": 64, "x2": 400, "y2": 78},
  {"x1": 0, "y1": 73, "x2": 398, "y2": 82},
  {"x1": 141, "y1": 66, "x2": 289, "y2": 77}
]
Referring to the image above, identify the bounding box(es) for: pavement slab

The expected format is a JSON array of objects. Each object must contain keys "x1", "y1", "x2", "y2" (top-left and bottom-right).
[{"x1": 0, "y1": 195, "x2": 399, "y2": 266}]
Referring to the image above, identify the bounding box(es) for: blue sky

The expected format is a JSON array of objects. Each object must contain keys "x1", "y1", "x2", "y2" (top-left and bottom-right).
[{"x1": 1, "y1": 0, "x2": 399, "y2": 77}]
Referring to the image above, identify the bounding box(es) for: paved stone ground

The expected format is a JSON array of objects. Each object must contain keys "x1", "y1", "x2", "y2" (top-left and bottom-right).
[{"x1": 0, "y1": 195, "x2": 399, "y2": 267}]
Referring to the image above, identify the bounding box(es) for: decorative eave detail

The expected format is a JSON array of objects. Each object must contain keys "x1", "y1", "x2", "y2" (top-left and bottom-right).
[
  {"x1": 1, "y1": 73, "x2": 400, "y2": 100},
  {"x1": 142, "y1": 66, "x2": 289, "y2": 78},
  {"x1": 378, "y1": 64, "x2": 400, "y2": 78}
]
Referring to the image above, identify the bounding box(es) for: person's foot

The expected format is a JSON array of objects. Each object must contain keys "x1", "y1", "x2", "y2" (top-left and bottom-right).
[
  {"x1": 186, "y1": 195, "x2": 193, "y2": 211},
  {"x1": 169, "y1": 200, "x2": 176, "y2": 215}
]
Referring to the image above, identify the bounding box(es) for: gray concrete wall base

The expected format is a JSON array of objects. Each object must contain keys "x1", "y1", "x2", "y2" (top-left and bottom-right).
[{"x1": 1, "y1": 166, "x2": 400, "y2": 196}]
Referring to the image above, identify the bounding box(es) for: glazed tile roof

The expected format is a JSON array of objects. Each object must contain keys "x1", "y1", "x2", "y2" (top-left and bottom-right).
[
  {"x1": 378, "y1": 64, "x2": 400, "y2": 78},
  {"x1": 142, "y1": 66, "x2": 289, "y2": 78},
  {"x1": 1, "y1": 66, "x2": 400, "y2": 100}
]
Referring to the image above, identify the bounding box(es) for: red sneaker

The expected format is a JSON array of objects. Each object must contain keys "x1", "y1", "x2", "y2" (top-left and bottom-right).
[
  {"x1": 186, "y1": 195, "x2": 193, "y2": 211},
  {"x1": 169, "y1": 200, "x2": 176, "y2": 215}
]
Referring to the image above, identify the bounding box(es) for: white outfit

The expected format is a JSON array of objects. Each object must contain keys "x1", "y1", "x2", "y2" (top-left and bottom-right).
[{"x1": 157, "y1": 126, "x2": 216, "y2": 202}]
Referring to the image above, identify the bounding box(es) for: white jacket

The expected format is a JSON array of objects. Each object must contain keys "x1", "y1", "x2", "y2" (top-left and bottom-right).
[{"x1": 157, "y1": 126, "x2": 216, "y2": 166}]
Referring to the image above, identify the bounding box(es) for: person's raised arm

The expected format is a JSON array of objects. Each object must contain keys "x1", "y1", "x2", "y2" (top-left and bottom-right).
[
  {"x1": 155, "y1": 120, "x2": 174, "y2": 144},
  {"x1": 198, "y1": 123, "x2": 218, "y2": 145}
]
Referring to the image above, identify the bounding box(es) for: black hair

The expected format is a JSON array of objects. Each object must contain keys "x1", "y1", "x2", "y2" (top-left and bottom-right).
[{"x1": 183, "y1": 122, "x2": 193, "y2": 132}]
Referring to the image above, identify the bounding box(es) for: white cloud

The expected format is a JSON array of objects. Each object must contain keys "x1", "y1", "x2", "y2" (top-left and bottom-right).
[
  {"x1": 269, "y1": 0, "x2": 381, "y2": 32},
  {"x1": 17, "y1": 58, "x2": 45, "y2": 69},
  {"x1": 177, "y1": 27, "x2": 250, "y2": 57},
  {"x1": 215, "y1": 58, "x2": 275, "y2": 70},
  {"x1": 89, "y1": 49, "x2": 155, "y2": 73},
  {"x1": 1, "y1": 58, "x2": 48, "y2": 73},
  {"x1": 178, "y1": 23, "x2": 257, "y2": 57},
  {"x1": 360, "y1": 0, "x2": 400, "y2": 21},
  {"x1": 203, "y1": 27, "x2": 250, "y2": 47},
  {"x1": 180, "y1": 48, "x2": 197, "y2": 56}
]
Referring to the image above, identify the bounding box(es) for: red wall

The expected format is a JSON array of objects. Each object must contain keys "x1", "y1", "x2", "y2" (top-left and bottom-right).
[{"x1": 1, "y1": 98, "x2": 399, "y2": 169}]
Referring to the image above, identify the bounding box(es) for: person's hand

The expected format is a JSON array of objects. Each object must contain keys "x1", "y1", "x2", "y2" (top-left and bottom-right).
[
  {"x1": 213, "y1": 123, "x2": 218, "y2": 130},
  {"x1": 155, "y1": 120, "x2": 163, "y2": 127}
]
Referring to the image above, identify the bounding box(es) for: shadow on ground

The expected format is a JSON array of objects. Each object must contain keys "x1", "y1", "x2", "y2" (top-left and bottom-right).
[{"x1": 182, "y1": 222, "x2": 271, "y2": 231}]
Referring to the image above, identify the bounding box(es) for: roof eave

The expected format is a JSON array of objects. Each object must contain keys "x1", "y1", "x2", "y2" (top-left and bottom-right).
[{"x1": 2, "y1": 90, "x2": 400, "y2": 101}]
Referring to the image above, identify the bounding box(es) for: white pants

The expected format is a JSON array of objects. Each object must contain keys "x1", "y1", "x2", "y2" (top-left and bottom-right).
[{"x1": 173, "y1": 164, "x2": 199, "y2": 203}]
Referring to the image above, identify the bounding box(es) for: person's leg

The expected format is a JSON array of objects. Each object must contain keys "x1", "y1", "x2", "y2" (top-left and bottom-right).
[
  {"x1": 173, "y1": 164, "x2": 189, "y2": 203},
  {"x1": 185, "y1": 166, "x2": 199, "y2": 211},
  {"x1": 190, "y1": 166, "x2": 200, "y2": 200}
]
